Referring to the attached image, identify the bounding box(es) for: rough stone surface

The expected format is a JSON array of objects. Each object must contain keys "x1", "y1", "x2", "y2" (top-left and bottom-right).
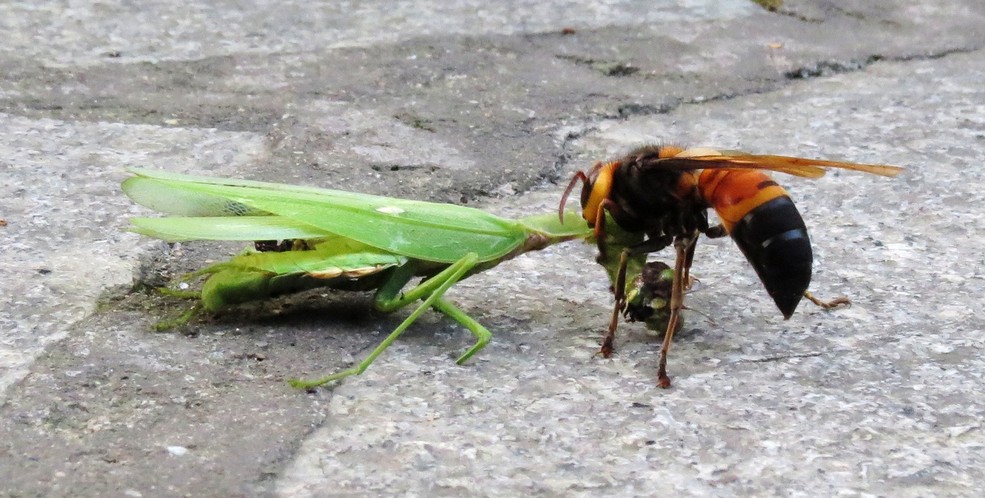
[{"x1": 1, "y1": 1, "x2": 984, "y2": 496}]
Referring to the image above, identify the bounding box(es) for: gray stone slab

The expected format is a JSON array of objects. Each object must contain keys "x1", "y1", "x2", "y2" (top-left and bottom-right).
[{"x1": 1, "y1": 0, "x2": 983, "y2": 496}]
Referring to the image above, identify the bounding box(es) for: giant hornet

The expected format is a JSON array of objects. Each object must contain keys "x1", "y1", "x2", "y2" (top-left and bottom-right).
[{"x1": 559, "y1": 145, "x2": 903, "y2": 388}]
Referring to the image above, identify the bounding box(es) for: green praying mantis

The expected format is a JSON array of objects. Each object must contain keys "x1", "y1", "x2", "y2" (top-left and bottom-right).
[{"x1": 124, "y1": 168, "x2": 664, "y2": 388}]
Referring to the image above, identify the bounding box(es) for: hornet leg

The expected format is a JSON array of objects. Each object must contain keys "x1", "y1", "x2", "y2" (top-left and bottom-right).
[
  {"x1": 803, "y1": 291, "x2": 851, "y2": 310},
  {"x1": 657, "y1": 233, "x2": 698, "y2": 388}
]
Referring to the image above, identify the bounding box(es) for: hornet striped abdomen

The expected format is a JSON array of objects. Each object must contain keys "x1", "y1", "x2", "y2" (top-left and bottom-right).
[{"x1": 698, "y1": 169, "x2": 811, "y2": 318}]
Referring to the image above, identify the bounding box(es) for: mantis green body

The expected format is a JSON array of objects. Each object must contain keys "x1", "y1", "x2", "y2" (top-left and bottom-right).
[{"x1": 123, "y1": 168, "x2": 592, "y2": 388}]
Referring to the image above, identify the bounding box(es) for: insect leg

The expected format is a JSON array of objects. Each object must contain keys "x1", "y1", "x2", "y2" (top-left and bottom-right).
[
  {"x1": 430, "y1": 298, "x2": 491, "y2": 364},
  {"x1": 682, "y1": 234, "x2": 698, "y2": 288},
  {"x1": 598, "y1": 234, "x2": 673, "y2": 357},
  {"x1": 152, "y1": 302, "x2": 203, "y2": 331},
  {"x1": 288, "y1": 253, "x2": 480, "y2": 389},
  {"x1": 153, "y1": 265, "x2": 237, "y2": 329},
  {"x1": 657, "y1": 233, "x2": 698, "y2": 388},
  {"x1": 803, "y1": 291, "x2": 851, "y2": 310},
  {"x1": 599, "y1": 248, "x2": 631, "y2": 358}
]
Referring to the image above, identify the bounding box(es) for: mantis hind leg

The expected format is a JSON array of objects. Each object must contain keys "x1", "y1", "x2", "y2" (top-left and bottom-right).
[
  {"x1": 152, "y1": 302, "x2": 203, "y2": 331},
  {"x1": 430, "y1": 298, "x2": 491, "y2": 364},
  {"x1": 288, "y1": 253, "x2": 480, "y2": 389}
]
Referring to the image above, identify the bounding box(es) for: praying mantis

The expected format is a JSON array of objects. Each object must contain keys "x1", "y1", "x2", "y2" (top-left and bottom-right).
[{"x1": 124, "y1": 168, "x2": 647, "y2": 388}]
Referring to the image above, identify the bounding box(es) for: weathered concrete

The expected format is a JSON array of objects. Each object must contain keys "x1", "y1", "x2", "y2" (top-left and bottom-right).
[{"x1": 1, "y1": 1, "x2": 983, "y2": 496}]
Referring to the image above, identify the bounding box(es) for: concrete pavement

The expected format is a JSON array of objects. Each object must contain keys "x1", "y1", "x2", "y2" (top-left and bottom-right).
[{"x1": 2, "y1": 1, "x2": 984, "y2": 495}]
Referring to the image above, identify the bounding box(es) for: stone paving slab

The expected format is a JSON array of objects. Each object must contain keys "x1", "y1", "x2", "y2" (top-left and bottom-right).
[{"x1": 1, "y1": 1, "x2": 984, "y2": 496}]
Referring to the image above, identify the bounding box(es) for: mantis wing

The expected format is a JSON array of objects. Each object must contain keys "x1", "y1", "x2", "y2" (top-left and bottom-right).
[
  {"x1": 129, "y1": 216, "x2": 335, "y2": 242},
  {"x1": 123, "y1": 168, "x2": 527, "y2": 263}
]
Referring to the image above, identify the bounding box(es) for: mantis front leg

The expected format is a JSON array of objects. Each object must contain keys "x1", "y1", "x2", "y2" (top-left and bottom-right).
[{"x1": 289, "y1": 253, "x2": 481, "y2": 389}]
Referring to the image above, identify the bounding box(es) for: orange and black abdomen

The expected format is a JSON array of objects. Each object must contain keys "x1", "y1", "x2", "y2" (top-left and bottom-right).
[{"x1": 698, "y1": 169, "x2": 811, "y2": 318}]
